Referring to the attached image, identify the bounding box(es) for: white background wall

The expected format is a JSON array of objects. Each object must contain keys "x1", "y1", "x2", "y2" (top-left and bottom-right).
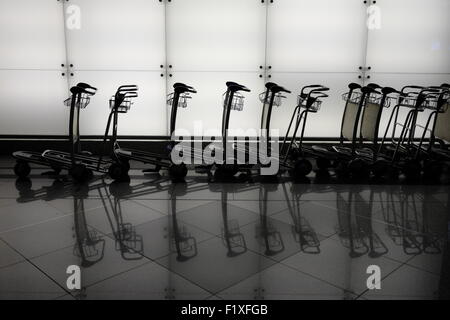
[{"x1": 0, "y1": 0, "x2": 449, "y2": 137}]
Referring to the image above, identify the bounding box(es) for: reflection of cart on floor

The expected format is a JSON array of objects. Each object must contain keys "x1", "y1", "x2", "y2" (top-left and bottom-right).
[
  {"x1": 108, "y1": 178, "x2": 204, "y2": 262},
  {"x1": 281, "y1": 183, "x2": 321, "y2": 254},
  {"x1": 14, "y1": 177, "x2": 144, "y2": 262},
  {"x1": 382, "y1": 186, "x2": 444, "y2": 255},
  {"x1": 336, "y1": 186, "x2": 388, "y2": 258},
  {"x1": 257, "y1": 184, "x2": 285, "y2": 256}
]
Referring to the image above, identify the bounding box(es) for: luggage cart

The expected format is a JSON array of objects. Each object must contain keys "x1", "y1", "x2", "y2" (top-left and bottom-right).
[
  {"x1": 208, "y1": 81, "x2": 252, "y2": 179},
  {"x1": 41, "y1": 84, "x2": 138, "y2": 182},
  {"x1": 113, "y1": 83, "x2": 197, "y2": 181},
  {"x1": 298, "y1": 83, "x2": 371, "y2": 179},
  {"x1": 13, "y1": 83, "x2": 97, "y2": 179},
  {"x1": 411, "y1": 84, "x2": 450, "y2": 179},
  {"x1": 278, "y1": 84, "x2": 330, "y2": 178},
  {"x1": 377, "y1": 86, "x2": 442, "y2": 180},
  {"x1": 221, "y1": 82, "x2": 289, "y2": 180}
]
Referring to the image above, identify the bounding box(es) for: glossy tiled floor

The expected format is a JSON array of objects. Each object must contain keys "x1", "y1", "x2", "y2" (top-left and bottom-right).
[{"x1": 0, "y1": 157, "x2": 449, "y2": 300}]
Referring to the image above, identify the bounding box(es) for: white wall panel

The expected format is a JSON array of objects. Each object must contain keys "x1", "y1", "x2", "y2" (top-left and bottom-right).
[
  {"x1": 167, "y1": 72, "x2": 265, "y2": 136},
  {"x1": 68, "y1": 71, "x2": 167, "y2": 136},
  {"x1": 66, "y1": 0, "x2": 165, "y2": 71},
  {"x1": 0, "y1": 0, "x2": 66, "y2": 70},
  {"x1": 366, "y1": 0, "x2": 450, "y2": 73},
  {"x1": 269, "y1": 73, "x2": 363, "y2": 137},
  {"x1": 166, "y1": 0, "x2": 266, "y2": 72},
  {"x1": 267, "y1": 0, "x2": 367, "y2": 73},
  {"x1": 0, "y1": 70, "x2": 69, "y2": 135}
]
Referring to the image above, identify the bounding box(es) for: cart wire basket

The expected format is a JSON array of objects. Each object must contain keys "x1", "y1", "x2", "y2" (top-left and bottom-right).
[
  {"x1": 223, "y1": 91, "x2": 245, "y2": 111},
  {"x1": 398, "y1": 92, "x2": 431, "y2": 111},
  {"x1": 298, "y1": 95, "x2": 323, "y2": 112},
  {"x1": 259, "y1": 92, "x2": 286, "y2": 107},
  {"x1": 342, "y1": 91, "x2": 394, "y2": 108},
  {"x1": 109, "y1": 96, "x2": 133, "y2": 113},
  {"x1": 64, "y1": 93, "x2": 91, "y2": 109},
  {"x1": 424, "y1": 92, "x2": 450, "y2": 112},
  {"x1": 167, "y1": 92, "x2": 191, "y2": 108}
]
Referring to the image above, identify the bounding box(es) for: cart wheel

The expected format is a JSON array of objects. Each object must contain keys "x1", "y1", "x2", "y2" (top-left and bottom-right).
[
  {"x1": 51, "y1": 166, "x2": 62, "y2": 175},
  {"x1": 169, "y1": 164, "x2": 188, "y2": 181},
  {"x1": 316, "y1": 157, "x2": 331, "y2": 170},
  {"x1": 15, "y1": 178, "x2": 32, "y2": 192},
  {"x1": 423, "y1": 160, "x2": 443, "y2": 180},
  {"x1": 348, "y1": 159, "x2": 370, "y2": 179},
  {"x1": 14, "y1": 161, "x2": 31, "y2": 178},
  {"x1": 109, "y1": 181, "x2": 132, "y2": 197},
  {"x1": 403, "y1": 160, "x2": 422, "y2": 181},
  {"x1": 334, "y1": 160, "x2": 349, "y2": 178},
  {"x1": 70, "y1": 164, "x2": 91, "y2": 183},
  {"x1": 108, "y1": 163, "x2": 129, "y2": 181},
  {"x1": 216, "y1": 164, "x2": 238, "y2": 178},
  {"x1": 371, "y1": 160, "x2": 389, "y2": 178},
  {"x1": 119, "y1": 159, "x2": 131, "y2": 172},
  {"x1": 290, "y1": 148, "x2": 301, "y2": 160},
  {"x1": 291, "y1": 159, "x2": 313, "y2": 179}
]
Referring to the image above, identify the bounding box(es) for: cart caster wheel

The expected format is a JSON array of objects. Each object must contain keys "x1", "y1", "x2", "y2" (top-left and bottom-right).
[
  {"x1": 290, "y1": 148, "x2": 301, "y2": 160},
  {"x1": 215, "y1": 164, "x2": 238, "y2": 179},
  {"x1": 109, "y1": 163, "x2": 129, "y2": 181},
  {"x1": 70, "y1": 164, "x2": 91, "y2": 183},
  {"x1": 334, "y1": 160, "x2": 349, "y2": 178},
  {"x1": 316, "y1": 157, "x2": 331, "y2": 171},
  {"x1": 15, "y1": 178, "x2": 32, "y2": 192},
  {"x1": 371, "y1": 160, "x2": 389, "y2": 178},
  {"x1": 403, "y1": 160, "x2": 422, "y2": 181},
  {"x1": 348, "y1": 159, "x2": 369, "y2": 179},
  {"x1": 119, "y1": 159, "x2": 131, "y2": 172},
  {"x1": 14, "y1": 161, "x2": 31, "y2": 178},
  {"x1": 291, "y1": 159, "x2": 312, "y2": 179},
  {"x1": 109, "y1": 181, "x2": 132, "y2": 197},
  {"x1": 169, "y1": 164, "x2": 187, "y2": 181}
]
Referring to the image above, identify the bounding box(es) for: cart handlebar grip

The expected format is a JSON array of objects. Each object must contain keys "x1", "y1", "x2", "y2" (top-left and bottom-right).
[
  {"x1": 401, "y1": 85, "x2": 424, "y2": 93},
  {"x1": 76, "y1": 82, "x2": 97, "y2": 91},
  {"x1": 226, "y1": 81, "x2": 251, "y2": 92},
  {"x1": 265, "y1": 82, "x2": 278, "y2": 89},
  {"x1": 301, "y1": 84, "x2": 328, "y2": 95},
  {"x1": 348, "y1": 83, "x2": 362, "y2": 91},
  {"x1": 381, "y1": 87, "x2": 399, "y2": 95},
  {"x1": 271, "y1": 85, "x2": 291, "y2": 94},
  {"x1": 174, "y1": 82, "x2": 194, "y2": 89},
  {"x1": 123, "y1": 91, "x2": 138, "y2": 98},
  {"x1": 367, "y1": 83, "x2": 382, "y2": 89},
  {"x1": 71, "y1": 83, "x2": 97, "y2": 95},
  {"x1": 361, "y1": 86, "x2": 380, "y2": 95},
  {"x1": 173, "y1": 82, "x2": 197, "y2": 93},
  {"x1": 118, "y1": 85, "x2": 138, "y2": 92}
]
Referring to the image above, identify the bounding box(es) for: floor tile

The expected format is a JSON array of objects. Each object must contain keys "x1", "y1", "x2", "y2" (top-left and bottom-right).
[{"x1": 0, "y1": 261, "x2": 66, "y2": 299}]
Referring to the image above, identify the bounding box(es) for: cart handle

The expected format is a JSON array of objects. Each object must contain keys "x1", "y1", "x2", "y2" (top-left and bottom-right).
[
  {"x1": 77, "y1": 82, "x2": 97, "y2": 91},
  {"x1": 361, "y1": 86, "x2": 381, "y2": 95},
  {"x1": 271, "y1": 85, "x2": 291, "y2": 94},
  {"x1": 381, "y1": 87, "x2": 399, "y2": 95},
  {"x1": 265, "y1": 82, "x2": 278, "y2": 89},
  {"x1": 401, "y1": 85, "x2": 424, "y2": 93},
  {"x1": 71, "y1": 84, "x2": 97, "y2": 95},
  {"x1": 300, "y1": 84, "x2": 327, "y2": 95},
  {"x1": 226, "y1": 81, "x2": 251, "y2": 92},
  {"x1": 367, "y1": 83, "x2": 382, "y2": 89},
  {"x1": 348, "y1": 83, "x2": 362, "y2": 91},
  {"x1": 174, "y1": 82, "x2": 194, "y2": 89},
  {"x1": 118, "y1": 85, "x2": 138, "y2": 92}
]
